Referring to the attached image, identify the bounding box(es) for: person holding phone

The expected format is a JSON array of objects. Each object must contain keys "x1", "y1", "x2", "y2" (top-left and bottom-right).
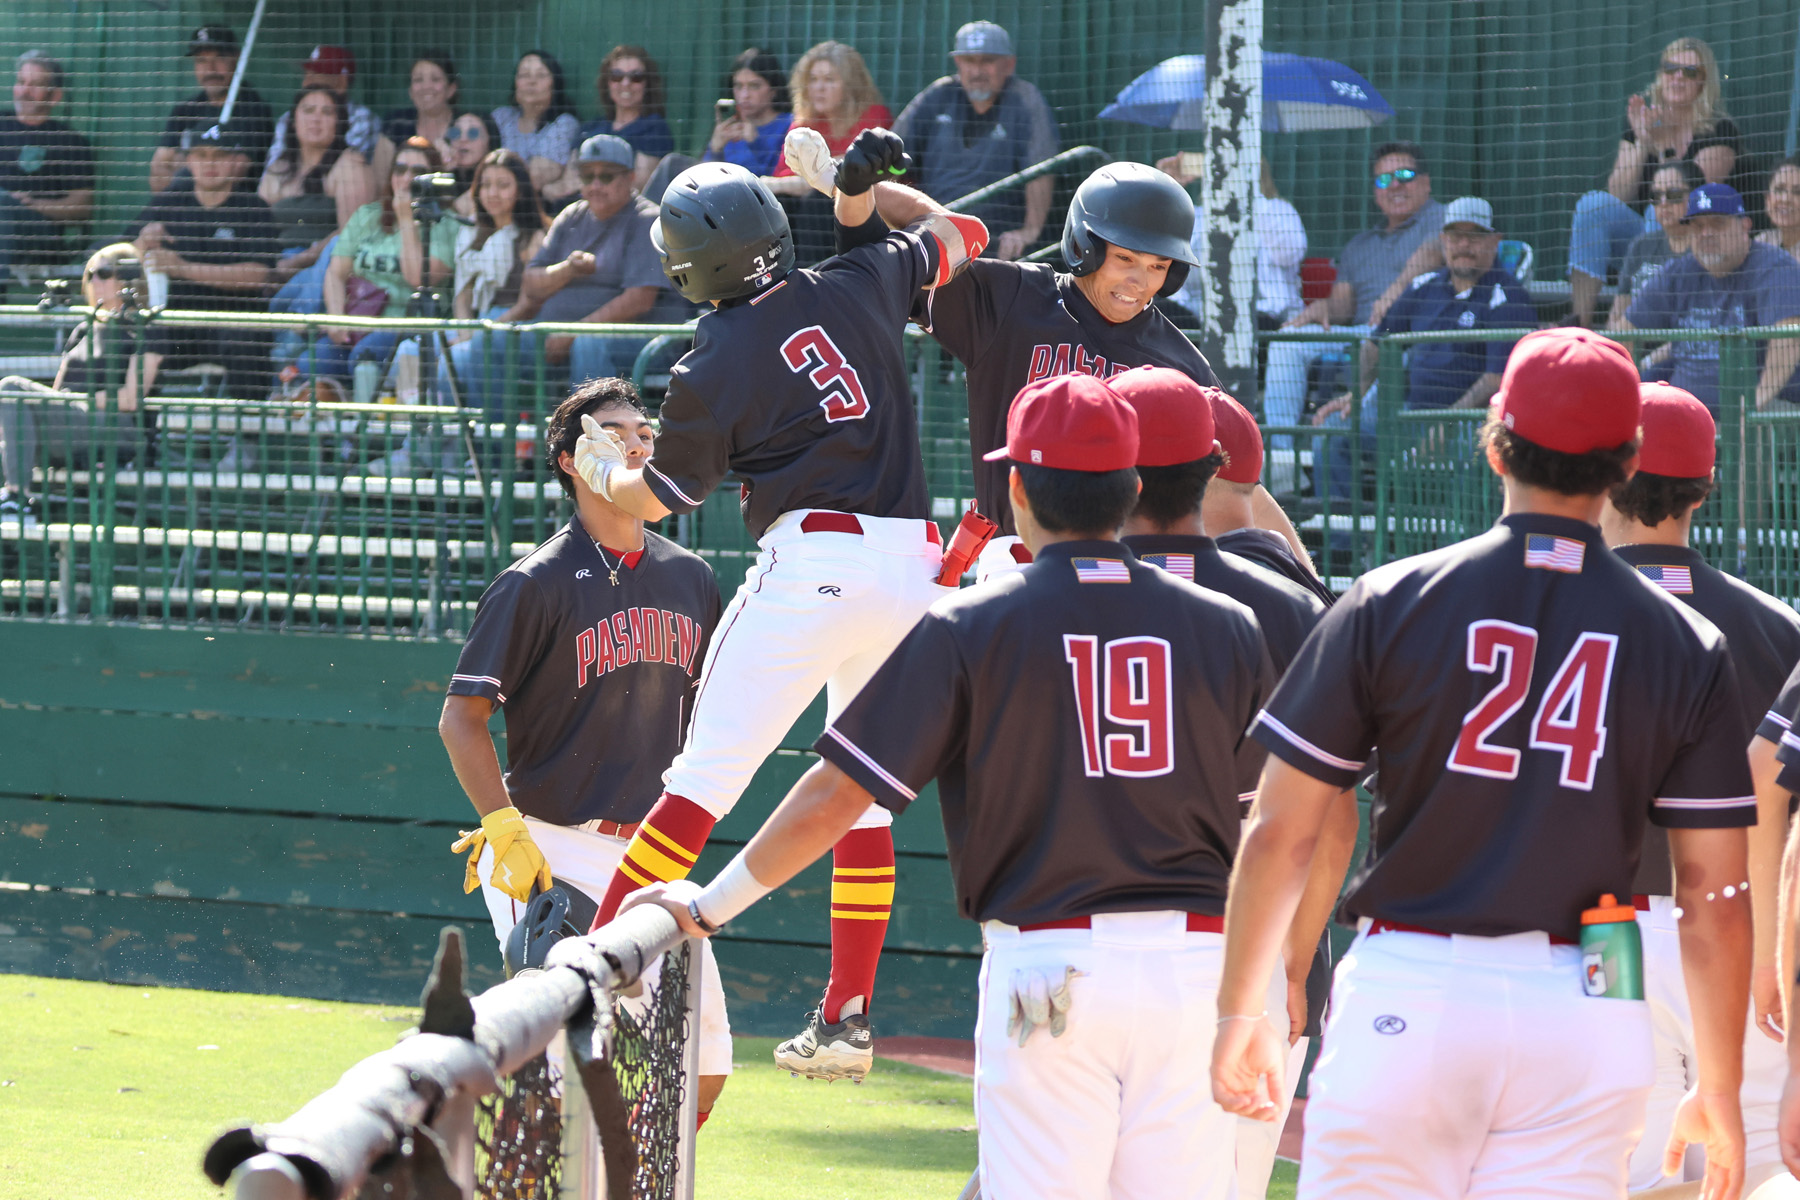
[{"x1": 702, "y1": 49, "x2": 792, "y2": 177}]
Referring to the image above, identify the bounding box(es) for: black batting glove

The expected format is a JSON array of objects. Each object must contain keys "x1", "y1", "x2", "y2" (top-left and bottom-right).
[{"x1": 835, "y1": 128, "x2": 912, "y2": 197}]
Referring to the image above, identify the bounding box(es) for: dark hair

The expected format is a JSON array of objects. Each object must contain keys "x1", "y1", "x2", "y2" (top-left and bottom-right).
[
  {"x1": 381, "y1": 134, "x2": 445, "y2": 231},
  {"x1": 1372, "y1": 141, "x2": 1427, "y2": 174},
  {"x1": 547, "y1": 378, "x2": 651, "y2": 499},
  {"x1": 598, "y1": 45, "x2": 667, "y2": 119},
  {"x1": 1651, "y1": 157, "x2": 1706, "y2": 190},
  {"x1": 516, "y1": 50, "x2": 577, "y2": 124},
  {"x1": 411, "y1": 50, "x2": 459, "y2": 93},
  {"x1": 16, "y1": 49, "x2": 64, "y2": 93},
  {"x1": 1482, "y1": 416, "x2": 1638, "y2": 497},
  {"x1": 470, "y1": 149, "x2": 546, "y2": 248},
  {"x1": 1608, "y1": 470, "x2": 1713, "y2": 526},
  {"x1": 728, "y1": 48, "x2": 789, "y2": 113},
  {"x1": 448, "y1": 109, "x2": 502, "y2": 185},
  {"x1": 1016, "y1": 464, "x2": 1141, "y2": 535},
  {"x1": 1132, "y1": 455, "x2": 1225, "y2": 528},
  {"x1": 273, "y1": 84, "x2": 347, "y2": 194}
]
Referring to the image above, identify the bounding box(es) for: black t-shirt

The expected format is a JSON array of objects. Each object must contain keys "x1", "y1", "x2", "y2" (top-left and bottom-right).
[
  {"x1": 1612, "y1": 543, "x2": 1800, "y2": 894},
  {"x1": 1215, "y1": 526, "x2": 1337, "y2": 608},
  {"x1": 448, "y1": 524, "x2": 722, "y2": 826},
  {"x1": 1123, "y1": 533, "x2": 1325, "y2": 677},
  {"x1": 122, "y1": 182, "x2": 279, "y2": 311},
  {"x1": 59, "y1": 322, "x2": 145, "y2": 402},
  {"x1": 1621, "y1": 115, "x2": 1741, "y2": 212},
  {"x1": 1254, "y1": 514, "x2": 1756, "y2": 941},
  {"x1": 644, "y1": 227, "x2": 940, "y2": 539},
  {"x1": 0, "y1": 113, "x2": 94, "y2": 205},
  {"x1": 159, "y1": 88, "x2": 275, "y2": 164},
  {"x1": 815, "y1": 539, "x2": 1274, "y2": 925},
  {"x1": 1766, "y1": 663, "x2": 1800, "y2": 795}
]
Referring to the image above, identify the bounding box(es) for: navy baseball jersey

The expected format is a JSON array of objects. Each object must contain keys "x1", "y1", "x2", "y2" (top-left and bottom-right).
[
  {"x1": 814, "y1": 540, "x2": 1275, "y2": 926},
  {"x1": 1613, "y1": 543, "x2": 1800, "y2": 894},
  {"x1": 448, "y1": 524, "x2": 722, "y2": 826},
  {"x1": 1215, "y1": 527, "x2": 1338, "y2": 608},
  {"x1": 1254, "y1": 514, "x2": 1755, "y2": 941},
  {"x1": 1760, "y1": 652, "x2": 1800, "y2": 796},
  {"x1": 1123, "y1": 532, "x2": 1325, "y2": 676},
  {"x1": 643, "y1": 226, "x2": 941, "y2": 539}
]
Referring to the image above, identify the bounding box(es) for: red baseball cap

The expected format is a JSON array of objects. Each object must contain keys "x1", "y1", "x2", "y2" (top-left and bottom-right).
[
  {"x1": 1207, "y1": 388, "x2": 1264, "y2": 483},
  {"x1": 1637, "y1": 382, "x2": 1716, "y2": 477},
  {"x1": 1493, "y1": 328, "x2": 1640, "y2": 454},
  {"x1": 300, "y1": 45, "x2": 355, "y2": 79},
  {"x1": 982, "y1": 374, "x2": 1140, "y2": 471},
  {"x1": 1108, "y1": 366, "x2": 1217, "y2": 467}
]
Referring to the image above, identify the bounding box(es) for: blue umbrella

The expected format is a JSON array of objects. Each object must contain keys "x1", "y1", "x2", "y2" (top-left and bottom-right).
[{"x1": 1099, "y1": 53, "x2": 1394, "y2": 133}]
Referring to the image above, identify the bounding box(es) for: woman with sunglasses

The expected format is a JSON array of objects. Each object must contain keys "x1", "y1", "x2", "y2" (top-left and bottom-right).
[
  {"x1": 579, "y1": 46, "x2": 673, "y2": 194},
  {"x1": 1758, "y1": 155, "x2": 1800, "y2": 259},
  {"x1": 1569, "y1": 36, "x2": 1738, "y2": 327},
  {"x1": 442, "y1": 110, "x2": 500, "y2": 220},
  {"x1": 1607, "y1": 158, "x2": 1702, "y2": 334},
  {"x1": 371, "y1": 51, "x2": 459, "y2": 188},
  {"x1": 495, "y1": 51, "x2": 581, "y2": 211}
]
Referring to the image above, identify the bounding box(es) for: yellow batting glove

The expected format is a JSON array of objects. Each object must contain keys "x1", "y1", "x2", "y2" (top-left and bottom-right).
[{"x1": 451, "y1": 806, "x2": 552, "y2": 902}]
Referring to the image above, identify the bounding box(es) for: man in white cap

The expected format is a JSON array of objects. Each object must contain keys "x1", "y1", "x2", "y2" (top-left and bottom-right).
[{"x1": 893, "y1": 20, "x2": 1058, "y2": 260}]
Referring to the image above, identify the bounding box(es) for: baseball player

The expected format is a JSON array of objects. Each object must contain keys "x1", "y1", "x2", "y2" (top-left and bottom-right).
[
  {"x1": 574, "y1": 133, "x2": 990, "y2": 1080},
  {"x1": 1212, "y1": 328, "x2": 1758, "y2": 1200},
  {"x1": 1599, "y1": 382, "x2": 1800, "y2": 1195},
  {"x1": 619, "y1": 372, "x2": 1342, "y2": 1199},
  {"x1": 438, "y1": 378, "x2": 734, "y2": 1122}
]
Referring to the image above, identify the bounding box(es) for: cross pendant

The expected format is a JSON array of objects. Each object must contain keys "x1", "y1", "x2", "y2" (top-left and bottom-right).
[{"x1": 608, "y1": 569, "x2": 620, "y2": 586}]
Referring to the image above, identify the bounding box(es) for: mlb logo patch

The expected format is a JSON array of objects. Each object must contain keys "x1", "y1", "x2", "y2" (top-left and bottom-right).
[
  {"x1": 1636, "y1": 564, "x2": 1694, "y2": 594},
  {"x1": 1523, "y1": 533, "x2": 1584, "y2": 573},
  {"x1": 1073, "y1": 557, "x2": 1130, "y2": 583},
  {"x1": 1142, "y1": 552, "x2": 1195, "y2": 580}
]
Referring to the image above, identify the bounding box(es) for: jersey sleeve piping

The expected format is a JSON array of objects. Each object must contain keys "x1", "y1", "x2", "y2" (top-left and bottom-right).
[
  {"x1": 1251, "y1": 710, "x2": 1365, "y2": 782},
  {"x1": 1651, "y1": 794, "x2": 1758, "y2": 828},
  {"x1": 818, "y1": 725, "x2": 919, "y2": 807},
  {"x1": 644, "y1": 461, "x2": 706, "y2": 510}
]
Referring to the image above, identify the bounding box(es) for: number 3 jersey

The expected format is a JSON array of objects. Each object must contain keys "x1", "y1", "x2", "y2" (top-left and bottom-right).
[
  {"x1": 642, "y1": 227, "x2": 942, "y2": 539},
  {"x1": 813, "y1": 540, "x2": 1275, "y2": 926},
  {"x1": 1254, "y1": 513, "x2": 1756, "y2": 942}
]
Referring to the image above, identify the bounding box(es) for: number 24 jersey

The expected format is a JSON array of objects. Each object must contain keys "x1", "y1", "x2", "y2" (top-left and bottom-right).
[{"x1": 1254, "y1": 514, "x2": 1755, "y2": 942}]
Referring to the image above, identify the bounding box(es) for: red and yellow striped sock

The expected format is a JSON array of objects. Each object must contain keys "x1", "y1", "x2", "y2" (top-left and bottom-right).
[
  {"x1": 822, "y1": 827, "x2": 895, "y2": 1025},
  {"x1": 593, "y1": 793, "x2": 717, "y2": 929}
]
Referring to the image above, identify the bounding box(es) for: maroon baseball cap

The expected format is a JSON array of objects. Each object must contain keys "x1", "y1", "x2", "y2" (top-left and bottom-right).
[
  {"x1": 1207, "y1": 388, "x2": 1264, "y2": 483},
  {"x1": 1637, "y1": 382, "x2": 1716, "y2": 477},
  {"x1": 1492, "y1": 328, "x2": 1640, "y2": 455},
  {"x1": 301, "y1": 45, "x2": 355, "y2": 79},
  {"x1": 983, "y1": 374, "x2": 1140, "y2": 471},
  {"x1": 1108, "y1": 366, "x2": 1217, "y2": 467}
]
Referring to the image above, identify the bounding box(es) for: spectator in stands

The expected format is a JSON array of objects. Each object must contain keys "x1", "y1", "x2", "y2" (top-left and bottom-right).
[
  {"x1": 1758, "y1": 156, "x2": 1800, "y2": 259},
  {"x1": 1262, "y1": 140, "x2": 1443, "y2": 490},
  {"x1": 702, "y1": 49, "x2": 791, "y2": 177},
  {"x1": 582, "y1": 46, "x2": 673, "y2": 193},
  {"x1": 892, "y1": 21, "x2": 1058, "y2": 261},
  {"x1": 1162, "y1": 153, "x2": 1307, "y2": 334},
  {"x1": 265, "y1": 46, "x2": 378, "y2": 170},
  {"x1": 0, "y1": 51, "x2": 94, "y2": 275},
  {"x1": 495, "y1": 51, "x2": 581, "y2": 212},
  {"x1": 1606, "y1": 158, "x2": 1699, "y2": 336},
  {"x1": 1567, "y1": 37, "x2": 1738, "y2": 328},
  {"x1": 1623, "y1": 183, "x2": 1800, "y2": 412},
  {"x1": 445, "y1": 110, "x2": 499, "y2": 219},
  {"x1": 127, "y1": 123, "x2": 277, "y2": 395},
  {"x1": 518, "y1": 134, "x2": 667, "y2": 387},
  {"x1": 150, "y1": 26, "x2": 276, "y2": 195},
  {"x1": 260, "y1": 86, "x2": 375, "y2": 290},
  {"x1": 371, "y1": 51, "x2": 459, "y2": 186},
  {"x1": 0, "y1": 243, "x2": 155, "y2": 524},
  {"x1": 765, "y1": 42, "x2": 890, "y2": 196}
]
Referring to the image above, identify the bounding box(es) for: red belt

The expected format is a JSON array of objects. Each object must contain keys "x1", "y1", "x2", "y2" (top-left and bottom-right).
[
  {"x1": 800, "y1": 511, "x2": 941, "y2": 544},
  {"x1": 1019, "y1": 913, "x2": 1224, "y2": 934},
  {"x1": 595, "y1": 819, "x2": 639, "y2": 839},
  {"x1": 1369, "y1": 919, "x2": 1578, "y2": 947}
]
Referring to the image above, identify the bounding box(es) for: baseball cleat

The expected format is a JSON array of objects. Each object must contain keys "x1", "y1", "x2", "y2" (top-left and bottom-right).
[{"x1": 773, "y1": 1007, "x2": 874, "y2": 1082}]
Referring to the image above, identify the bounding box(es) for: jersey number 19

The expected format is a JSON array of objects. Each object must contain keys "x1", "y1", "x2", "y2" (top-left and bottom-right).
[
  {"x1": 1447, "y1": 620, "x2": 1618, "y2": 790},
  {"x1": 781, "y1": 325, "x2": 870, "y2": 423},
  {"x1": 1063, "y1": 635, "x2": 1175, "y2": 778}
]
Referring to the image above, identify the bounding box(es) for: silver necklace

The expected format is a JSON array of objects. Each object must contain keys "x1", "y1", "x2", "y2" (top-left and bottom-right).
[{"x1": 592, "y1": 540, "x2": 623, "y2": 586}]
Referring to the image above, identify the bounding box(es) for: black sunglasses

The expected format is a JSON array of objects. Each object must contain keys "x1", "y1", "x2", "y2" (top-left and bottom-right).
[
  {"x1": 1649, "y1": 188, "x2": 1691, "y2": 204},
  {"x1": 580, "y1": 169, "x2": 628, "y2": 185},
  {"x1": 90, "y1": 265, "x2": 126, "y2": 281},
  {"x1": 1374, "y1": 167, "x2": 1418, "y2": 189},
  {"x1": 444, "y1": 126, "x2": 485, "y2": 142},
  {"x1": 1661, "y1": 62, "x2": 1703, "y2": 80},
  {"x1": 609, "y1": 70, "x2": 647, "y2": 84}
]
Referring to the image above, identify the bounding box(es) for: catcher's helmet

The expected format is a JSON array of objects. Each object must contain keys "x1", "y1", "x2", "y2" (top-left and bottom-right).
[
  {"x1": 653, "y1": 162, "x2": 794, "y2": 304},
  {"x1": 502, "y1": 881, "x2": 601, "y2": 978},
  {"x1": 1061, "y1": 162, "x2": 1201, "y2": 296}
]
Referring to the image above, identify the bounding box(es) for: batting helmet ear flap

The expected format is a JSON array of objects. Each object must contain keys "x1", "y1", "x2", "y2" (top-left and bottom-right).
[
  {"x1": 1062, "y1": 222, "x2": 1107, "y2": 277},
  {"x1": 1160, "y1": 259, "x2": 1191, "y2": 297}
]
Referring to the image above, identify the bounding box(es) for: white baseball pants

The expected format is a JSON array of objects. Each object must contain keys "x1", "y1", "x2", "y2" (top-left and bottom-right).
[
  {"x1": 475, "y1": 816, "x2": 733, "y2": 1077},
  {"x1": 975, "y1": 534, "x2": 1031, "y2": 584},
  {"x1": 663, "y1": 510, "x2": 949, "y2": 829},
  {"x1": 1301, "y1": 924, "x2": 1653, "y2": 1199}
]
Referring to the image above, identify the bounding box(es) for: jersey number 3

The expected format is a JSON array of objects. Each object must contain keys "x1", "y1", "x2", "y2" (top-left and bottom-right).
[
  {"x1": 1447, "y1": 620, "x2": 1618, "y2": 790},
  {"x1": 1063, "y1": 635, "x2": 1174, "y2": 778},
  {"x1": 781, "y1": 326, "x2": 870, "y2": 423}
]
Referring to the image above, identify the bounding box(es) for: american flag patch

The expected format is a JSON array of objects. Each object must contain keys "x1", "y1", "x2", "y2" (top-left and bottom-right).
[
  {"x1": 1073, "y1": 557, "x2": 1131, "y2": 583},
  {"x1": 1635, "y1": 564, "x2": 1694, "y2": 594},
  {"x1": 1142, "y1": 553, "x2": 1195, "y2": 580},
  {"x1": 1523, "y1": 533, "x2": 1585, "y2": 573}
]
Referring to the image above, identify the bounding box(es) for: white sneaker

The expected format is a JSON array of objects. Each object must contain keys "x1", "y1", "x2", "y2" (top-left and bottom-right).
[
  {"x1": 773, "y1": 1007, "x2": 874, "y2": 1082},
  {"x1": 366, "y1": 447, "x2": 413, "y2": 477}
]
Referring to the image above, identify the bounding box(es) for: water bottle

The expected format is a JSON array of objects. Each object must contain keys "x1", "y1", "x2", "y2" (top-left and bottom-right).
[
  {"x1": 145, "y1": 267, "x2": 169, "y2": 309},
  {"x1": 1579, "y1": 894, "x2": 1644, "y2": 1000}
]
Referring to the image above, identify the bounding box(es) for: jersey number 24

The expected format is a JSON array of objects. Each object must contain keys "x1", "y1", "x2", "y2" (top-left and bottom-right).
[
  {"x1": 1063, "y1": 635, "x2": 1174, "y2": 778},
  {"x1": 1447, "y1": 620, "x2": 1618, "y2": 790},
  {"x1": 781, "y1": 326, "x2": 870, "y2": 423}
]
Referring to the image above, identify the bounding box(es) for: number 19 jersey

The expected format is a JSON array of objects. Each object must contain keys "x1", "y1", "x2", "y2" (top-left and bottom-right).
[{"x1": 1254, "y1": 514, "x2": 1755, "y2": 942}]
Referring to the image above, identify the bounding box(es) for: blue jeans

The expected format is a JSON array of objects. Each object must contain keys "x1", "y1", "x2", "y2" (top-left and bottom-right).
[
  {"x1": 295, "y1": 328, "x2": 405, "y2": 381},
  {"x1": 1568, "y1": 191, "x2": 1648, "y2": 282},
  {"x1": 1313, "y1": 384, "x2": 1381, "y2": 504},
  {"x1": 1263, "y1": 325, "x2": 1370, "y2": 453},
  {"x1": 270, "y1": 237, "x2": 336, "y2": 367}
]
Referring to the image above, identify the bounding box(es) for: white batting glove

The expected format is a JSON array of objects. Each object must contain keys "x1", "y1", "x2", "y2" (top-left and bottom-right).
[
  {"x1": 574, "y1": 413, "x2": 628, "y2": 501},
  {"x1": 1005, "y1": 965, "x2": 1083, "y2": 1046},
  {"x1": 783, "y1": 126, "x2": 837, "y2": 197}
]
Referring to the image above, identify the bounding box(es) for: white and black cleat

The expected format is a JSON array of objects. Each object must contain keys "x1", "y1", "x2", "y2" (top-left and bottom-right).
[{"x1": 773, "y1": 1007, "x2": 874, "y2": 1082}]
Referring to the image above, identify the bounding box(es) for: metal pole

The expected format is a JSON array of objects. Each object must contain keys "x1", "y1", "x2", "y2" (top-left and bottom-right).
[
  {"x1": 1198, "y1": 0, "x2": 1264, "y2": 396},
  {"x1": 218, "y1": 0, "x2": 268, "y2": 128}
]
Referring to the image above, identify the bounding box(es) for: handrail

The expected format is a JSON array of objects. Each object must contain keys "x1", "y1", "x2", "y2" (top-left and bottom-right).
[{"x1": 942, "y1": 144, "x2": 1109, "y2": 215}]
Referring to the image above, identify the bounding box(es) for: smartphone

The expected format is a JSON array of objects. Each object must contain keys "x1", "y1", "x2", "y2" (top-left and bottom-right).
[{"x1": 716, "y1": 98, "x2": 737, "y2": 119}]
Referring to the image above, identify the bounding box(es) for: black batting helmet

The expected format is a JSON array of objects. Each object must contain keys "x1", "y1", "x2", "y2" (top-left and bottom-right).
[
  {"x1": 502, "y1": 881, "x2": 600, "y2": 978},
  {"x1": 653, "y1": 162, "x2": 794, "y2": 304},
  {"x1": 1061, "y1": 162, "x2": 1201, "y2": 296}
]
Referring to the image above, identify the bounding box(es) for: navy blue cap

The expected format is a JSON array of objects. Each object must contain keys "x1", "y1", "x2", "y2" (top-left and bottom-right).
[{"x1": 1682, "y1": 183, "x2": 1745, "y2": 222}]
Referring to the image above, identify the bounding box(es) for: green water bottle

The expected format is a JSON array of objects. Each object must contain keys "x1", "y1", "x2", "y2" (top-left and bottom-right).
[{"x1": 1580, "y1": 893, "x2": 1644, "y2": 1000}]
